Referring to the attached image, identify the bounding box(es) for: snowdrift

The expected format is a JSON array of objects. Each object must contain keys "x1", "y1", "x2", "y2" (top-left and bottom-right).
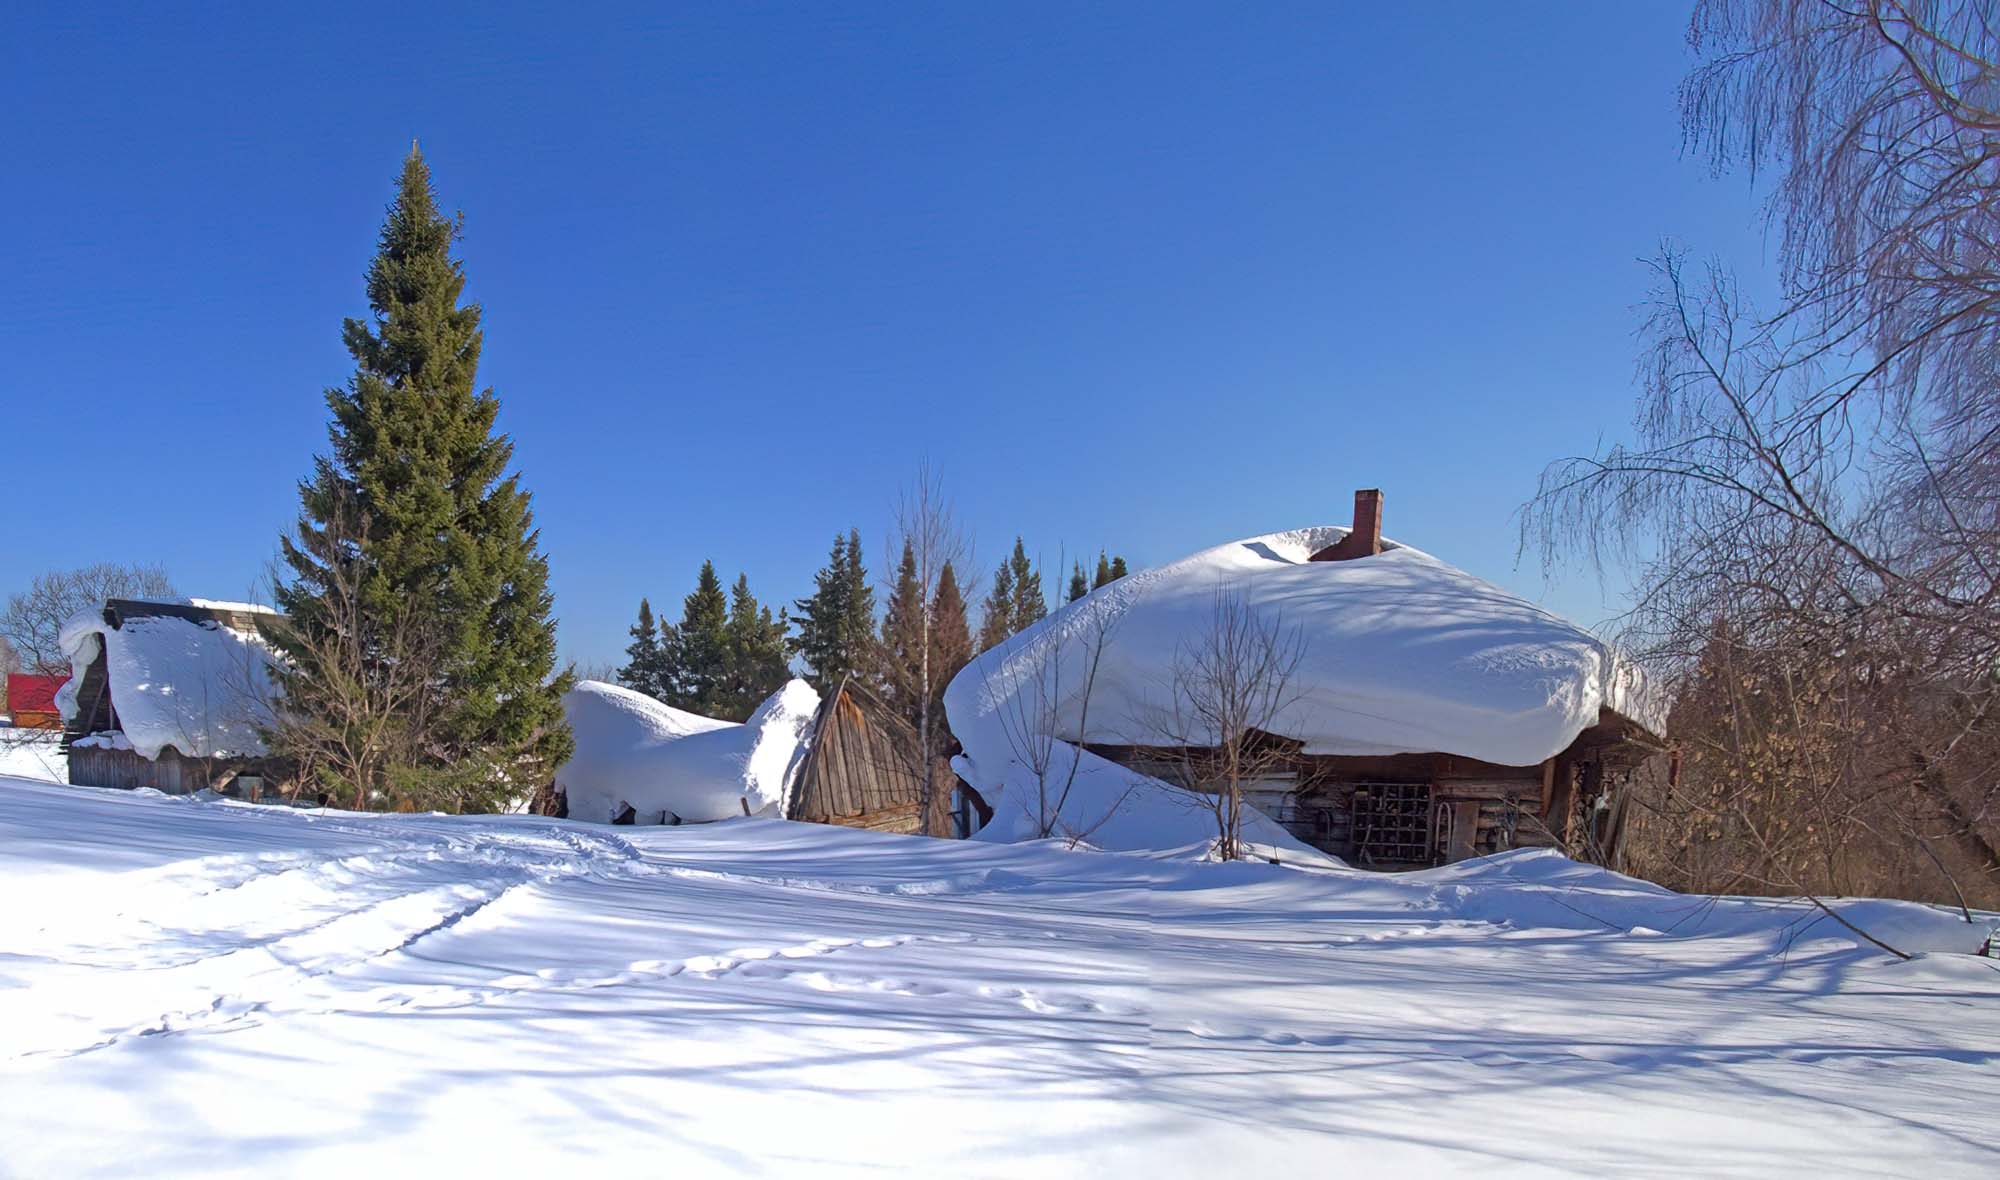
[
  {"x1": 1429, "y1": 849, "x2": 1995, "y2": 955},
  {"x1": 961, "y1": 739, "x2": 1337, "y2": 865},
  {"x1": 55, "y1": 604, "x2": 281, "y2": 759},
  {"x1": 2, "y1": 777, "x2": 1994, "y2": 1179},
  {"x1": 945, "y1": 525, "x2": 1656, "y2": 858},
  {"x1": 554, "y1": 679, "x2": 819, "y2": 824}
]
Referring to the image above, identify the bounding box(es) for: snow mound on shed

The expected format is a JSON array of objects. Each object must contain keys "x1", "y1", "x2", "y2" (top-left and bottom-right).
[
  {"x1": 944, "y1": 525, "x2": 1657, "y2": 858},
  {"x1": 56, "y1": 609, "x2": 280, "y2": 760},
  {"x1": 554, "y1": 679, "x2": 820, "y2": 825}
]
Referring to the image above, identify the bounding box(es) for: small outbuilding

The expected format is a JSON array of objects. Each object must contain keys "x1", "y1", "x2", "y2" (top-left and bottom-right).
[
  {"x1": 787, "y1": 677, "x2": 955, "y2": 837},
  {"x1": 550, "y1": 676, "x2": 957, "y2": 836},
  {"x1": 6, "y1": 673, "x2": 66, "y2": 730},
  {"x1": 59, "y1": 598, "x2": 285, "y2": 795}
]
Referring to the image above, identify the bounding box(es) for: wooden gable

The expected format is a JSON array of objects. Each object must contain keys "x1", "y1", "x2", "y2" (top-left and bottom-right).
[{"x1": 789, "y1": 678, "x2": 953, "y2": 836}]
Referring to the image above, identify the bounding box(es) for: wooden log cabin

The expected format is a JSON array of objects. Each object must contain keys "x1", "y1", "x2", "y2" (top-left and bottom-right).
[
  {"x1": 60, "y1": 598, "x2": 285, "y2": 797},
  {"x1": 956, "y1": 489, "x2": 1667, "y2": 869},
  {"x1": 1083, "y1": 709, "x2": 1662, "y2": 869},
  {"x1": 788, "y1": 677, "x2": 955, "y2": 837}
]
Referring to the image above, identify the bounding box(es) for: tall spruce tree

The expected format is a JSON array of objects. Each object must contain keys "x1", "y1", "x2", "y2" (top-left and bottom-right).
[
  {"x1": 273, "y1": 144, "x2": 571, "y2": 811},
  {"x1": 719, "y1": 573, "x2": 788, "y2": 720},
  {"x1": 663, "y1": 560, "x2": 730, "y2": 715},
  {"x1": 618, "y1": 598, "x2": 668, "y2": 699},
  {"x1": 1093, "y1": 550, "x2": 1114, "y2": 589},
  {"x1": 837, "y1": 528, "x2": 876, "y2": 687},
  {"x1": 1007, "y1": 538, "x2": 1046, "y2": 633},
  {"x1": 791, "y1": 530, "x2": 876, "y2": 692},
  {"x1": 1067, "y1": 561, "x2": 1089, "y2": 603},
  {"x1": 977, "y1": 559, "x2": 1014, "y2": 652},
  {"x1": 881, "y1": 540, "x2": 927, "y2": 722}
]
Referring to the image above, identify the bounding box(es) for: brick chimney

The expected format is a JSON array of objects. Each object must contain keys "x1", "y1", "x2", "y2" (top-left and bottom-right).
[{"x1": 1309, "y1": 489, "x2": 1383, "y2": 561}]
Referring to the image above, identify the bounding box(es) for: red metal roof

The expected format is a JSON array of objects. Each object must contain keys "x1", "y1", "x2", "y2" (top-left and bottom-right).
[{"x1": 7, "y1": 673, "x2": 65, "y2": 716}]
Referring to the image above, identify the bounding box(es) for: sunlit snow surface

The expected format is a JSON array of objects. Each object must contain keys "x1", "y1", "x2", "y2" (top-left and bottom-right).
[
  {"x1": 1, "y1": 777, "x2": 1995, "y2": 1178},
  {"x1": 0, "y1": 730, "x2": 64, "y2": 782}
]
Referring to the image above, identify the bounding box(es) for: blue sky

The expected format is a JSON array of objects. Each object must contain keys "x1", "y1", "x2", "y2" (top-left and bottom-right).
[{"x1": 1, "y1": 3, "x2": 1769, "y2": 668}]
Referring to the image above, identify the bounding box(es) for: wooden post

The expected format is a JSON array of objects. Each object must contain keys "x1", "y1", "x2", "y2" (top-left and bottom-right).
[{"x1": 1546, "y1": 755, "x2": 1576, "y2": 849}]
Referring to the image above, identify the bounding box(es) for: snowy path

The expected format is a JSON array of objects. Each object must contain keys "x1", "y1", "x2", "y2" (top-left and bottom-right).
[{"x1": 1, "y1": 778, "x2": 1995, "y2": 1178}]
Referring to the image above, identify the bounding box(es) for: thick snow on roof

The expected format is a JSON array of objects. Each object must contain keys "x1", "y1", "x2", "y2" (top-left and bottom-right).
[
  {"x1": 554, "y1": 679, "x2": 820, "y2": 825},
  {"x1": 945, "y1": 525, "x2": 1657, "y2": 853},
  {"x1": 111, "y1": 596, "x2": 280, "y2": 616},
  {"x1": 185, "y1": 598, "x2": 278, "y2": 616},
  {"x1": 56, "y1": 608, "x2": 281, "y2": 760}
]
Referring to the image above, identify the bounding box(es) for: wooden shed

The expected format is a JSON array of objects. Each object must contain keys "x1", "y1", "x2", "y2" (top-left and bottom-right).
[
  {"x1": 788, "y1": 678, "x2": 955, "y2": 837},
  {"x1": 62, "y1": 598, "x2": 285, "y2": 797},
  {"x1": 6, "y1": 673, "x2": 65, "y2": 730}
]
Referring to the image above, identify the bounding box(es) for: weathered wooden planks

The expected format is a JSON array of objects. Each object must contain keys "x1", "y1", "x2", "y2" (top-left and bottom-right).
[{"x1": 789, "y1": 678, "x2": 953, "y2": 837}]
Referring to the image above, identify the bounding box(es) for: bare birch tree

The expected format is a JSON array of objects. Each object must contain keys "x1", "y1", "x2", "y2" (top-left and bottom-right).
[
  {"x1": 878, "y1": 462, "x2": 972, "y2": 835},
  {"x1": 1525, "y1": 0, "x2": 2000, "y2": 906},
  {"x1": 1162, "y1": 589, "x2": 1307, "y2": 862},
  {"x1": 986, "y1": 601, "x2": 1127, "y2": 844},
  {"x1": 1, "y1": 563, "x2": 176, "y2": 677},
  {"x1": 261, "y1": 490, "x2": 449, "y2": 811}
]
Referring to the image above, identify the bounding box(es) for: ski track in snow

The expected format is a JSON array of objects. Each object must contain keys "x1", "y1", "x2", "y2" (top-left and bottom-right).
[{"x1": 2, "y1": 778, "x2": 1997, "y2": 1178}]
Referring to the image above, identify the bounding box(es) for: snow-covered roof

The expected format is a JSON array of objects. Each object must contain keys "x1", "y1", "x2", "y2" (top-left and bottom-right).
[
  {"x1": 56, "y1": 602, "x2": 282, "y2": 760},
  {"x1": 111, "y1": 596, "x2": 279, "y2": 617},
  {"x1": 943, "y1": 525, "x2": 1659, "y2": 854},
  {"x1": 553, "y1": 680, "x2": 820, "y2": 825}
]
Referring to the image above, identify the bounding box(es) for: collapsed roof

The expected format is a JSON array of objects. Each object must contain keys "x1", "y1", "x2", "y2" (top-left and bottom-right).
[{"x1": 553, "y1": 679, "x2": 821, "y2": 825}]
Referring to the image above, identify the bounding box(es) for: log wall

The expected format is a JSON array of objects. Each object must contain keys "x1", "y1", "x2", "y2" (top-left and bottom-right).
[
  {"x1": 68, "y1": 743, "x2": 273, "y2": 796},
  {"x1": 1086, "y1": 728, "x2": 1661, "y2": 869}
]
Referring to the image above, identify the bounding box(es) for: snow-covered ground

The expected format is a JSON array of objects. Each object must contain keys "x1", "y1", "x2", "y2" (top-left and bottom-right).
[
  {"x1": 1, "y1": 776, "x2": 1995, "y2": 1178},
  {"x1": 0, "y1": 729, "x2": 66, "y2": 782}
]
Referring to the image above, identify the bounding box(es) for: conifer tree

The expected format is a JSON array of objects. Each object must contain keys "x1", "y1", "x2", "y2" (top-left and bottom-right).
[
  {"x1": 837, "y1": 527, "x2": 877, "y2": 686},
  {"x1": 881, "y1": 540, "x2": 927, "y2": 720},
  {"x1": 664, "y1": 560, "x2": 730, "y2": 715},
  {"x1": 1093, "y1": 550, "x2": 1115, "y2": 589},
  {"x1": 792, "y1": 530, "x2": 876, "y2": 692},
  {"x1": 1067, "y1": 561, "x2": 1089, "y2": 603},
  {"x1": 792, "y1": 532, "x2": 849, "y2": 688},
  {"x1": 930, "y1": 560, "x2": 972, "y2": 695},
  {"x1": 977, "y1": 560, "x2": 1014, "y2": 652},
  {"x1": 1110, "y1": 556, "x2": 1129, "y2": 580},
  {"x1": 272, "y1": 144, "x2": 571, "y2": 811},
  {"x1": 1007, "y1": 538, "x2": 1046, "y2": 634},
  {"x1": 719, "y1": 573, "x2": 789, "y2": 720},
  {"x1": 618, "y1": 598, "x2": 667, "y2": 699}
]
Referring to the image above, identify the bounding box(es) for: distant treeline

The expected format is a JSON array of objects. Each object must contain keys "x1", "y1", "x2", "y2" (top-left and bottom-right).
[{"x1": 615, "y1": 537, "x2": 1128, "y2": 728}]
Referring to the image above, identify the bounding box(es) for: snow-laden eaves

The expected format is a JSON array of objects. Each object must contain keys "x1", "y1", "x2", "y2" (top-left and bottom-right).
[{"x1": 56, "y1": 606, "x2": 282, "y2": 760}]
